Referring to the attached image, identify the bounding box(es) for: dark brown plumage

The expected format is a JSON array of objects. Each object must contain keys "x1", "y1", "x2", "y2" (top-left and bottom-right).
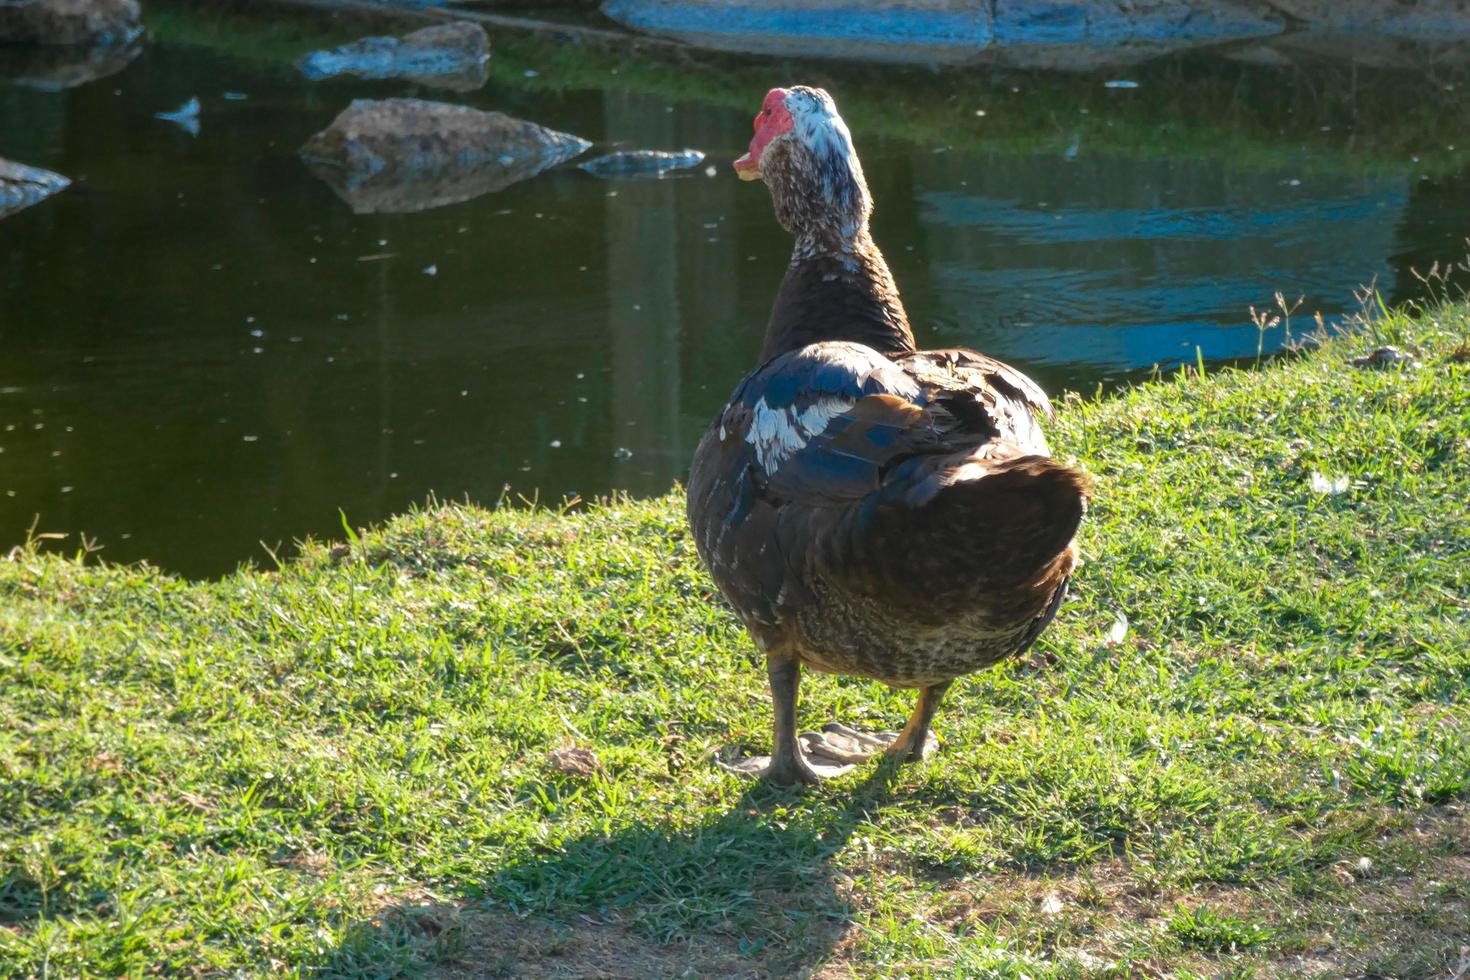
[{"x1": 689, "y1": 86, "x2": 1090, "y2": 785}]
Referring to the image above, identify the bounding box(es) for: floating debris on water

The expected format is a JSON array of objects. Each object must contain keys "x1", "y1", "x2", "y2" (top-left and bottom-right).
[
  {"x1": 580, "y1": 148, "x2": 706, "y2": 179},
  {"x1": 155, "y1": 96, "x2": 201, "y2": 135}
]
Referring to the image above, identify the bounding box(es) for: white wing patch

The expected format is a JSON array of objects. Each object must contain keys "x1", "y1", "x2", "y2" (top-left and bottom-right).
[{"x1": 746, "y1": 396, "x2": 853, "y2": 473}]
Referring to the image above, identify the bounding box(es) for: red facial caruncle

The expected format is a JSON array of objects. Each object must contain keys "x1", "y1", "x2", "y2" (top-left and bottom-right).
[{"x1": 733, "y1": 87, "x2": 793, "y2": 181}]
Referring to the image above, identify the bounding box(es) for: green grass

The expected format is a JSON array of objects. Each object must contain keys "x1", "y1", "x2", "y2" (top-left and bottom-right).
[{"x1": 3, "y1": 300, "x2": 1469, "y2": 976}]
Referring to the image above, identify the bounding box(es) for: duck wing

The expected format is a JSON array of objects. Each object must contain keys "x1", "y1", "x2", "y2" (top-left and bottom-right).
[
  {"x1": 893, "y1": 348, "x2": 1055, "y2": 458},
  {"x1": 687, "y1": 341, "x2": 1072, "y2": 631},
  {"x1": 688, "y1": 341, "x2": 924, "y2": 628}
]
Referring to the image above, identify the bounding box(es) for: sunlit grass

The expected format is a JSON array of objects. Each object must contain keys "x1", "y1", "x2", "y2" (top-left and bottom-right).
[{"x1": 1, "y1": 297, "x2": 1466, "y2": 975}]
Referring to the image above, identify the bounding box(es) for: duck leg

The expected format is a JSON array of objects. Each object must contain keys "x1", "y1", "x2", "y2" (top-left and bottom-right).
[
  {"x1": 721, "y1": 651, "x2": 860, "y2": 783},
  {"x1": 764, "y1": 653, "x2": 822, "y2": 786},
  {"x1": 883, "y1": 680, "x2": 952, "y2": 762}
]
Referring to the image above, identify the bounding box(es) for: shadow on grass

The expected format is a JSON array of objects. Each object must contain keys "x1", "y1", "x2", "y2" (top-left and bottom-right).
[{"x1": 314, "y1": 766, "x2": 910, "y2": 977}]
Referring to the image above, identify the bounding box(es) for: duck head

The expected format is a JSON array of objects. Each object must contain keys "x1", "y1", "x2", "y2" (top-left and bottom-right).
[{"x1": 734, "y1": 86, "x2": 871, "y2": 244}]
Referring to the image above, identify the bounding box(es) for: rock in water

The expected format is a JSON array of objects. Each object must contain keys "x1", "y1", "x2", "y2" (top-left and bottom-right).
[
  {"x1": 296, "y1": 22, "x2": 491, "y2": 92},
  {"x1": 299, "y1": 98, "x2": 591, "y2": 214},
  {"x1": 988, "y1": 0, "x2": 1282, "y2": 69},
  {"x1": 580, "y1": 148, "x2": 706, "y2": 178},
  {"x1": 1263, "y1": 0, "x2": 1470, "y2": 38},
  {"x1": 601, "y1": 0, "x2": 995, "y2": 63},
  {"x1": 600, "y1": 0, "x2": 1282, "y2": 67},
  {"x1": 0, "y1": 0, "x2": 142, "y2": 47},
  {"x1": 0, "y1": 158, "x2": 70, "y2": 220}
]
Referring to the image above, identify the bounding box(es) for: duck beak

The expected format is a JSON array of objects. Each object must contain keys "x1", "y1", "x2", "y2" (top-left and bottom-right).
[{"x1": 733, "y1": 150, "x2": 761, "y2": 181}]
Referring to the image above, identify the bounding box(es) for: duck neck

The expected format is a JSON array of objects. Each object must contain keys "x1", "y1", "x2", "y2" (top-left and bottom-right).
[{"x1": 758, "y1": 225, "x2": 916, "y2": 362}]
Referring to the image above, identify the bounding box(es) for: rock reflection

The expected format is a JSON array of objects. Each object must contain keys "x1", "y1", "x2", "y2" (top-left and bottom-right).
[
  {"x1": 0, "y1": 37, "x2": 140, "y2": 91},
  {"x1": 0, "y1": 157, "x2": 69, "y2": 219},
  {"x1": 303, "y1": 158, "x2": 568, "y2": 214},
  {"x1": 606, "y1": 92, "x2": 686, "y2": 494}
]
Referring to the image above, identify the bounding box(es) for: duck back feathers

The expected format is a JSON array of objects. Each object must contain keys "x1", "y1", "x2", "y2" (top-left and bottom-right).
[{"x1": 688, "y1": 340, "x2": 1088, "y2": 678}]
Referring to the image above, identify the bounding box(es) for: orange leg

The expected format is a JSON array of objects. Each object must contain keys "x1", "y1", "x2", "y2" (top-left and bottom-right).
[{"x1": 883, "y1": 681, "x2": 952, "y2": 762}]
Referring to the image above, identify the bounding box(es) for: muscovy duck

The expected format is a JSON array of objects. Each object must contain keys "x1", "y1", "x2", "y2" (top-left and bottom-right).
[{"x1": 688, "y1": 86, "x2": 1090, "y2": 786}]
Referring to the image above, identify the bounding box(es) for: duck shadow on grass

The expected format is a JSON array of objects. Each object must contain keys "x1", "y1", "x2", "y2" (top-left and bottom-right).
[{"x1": 315, "y1": 766, "x2": 910, "y2": 978}]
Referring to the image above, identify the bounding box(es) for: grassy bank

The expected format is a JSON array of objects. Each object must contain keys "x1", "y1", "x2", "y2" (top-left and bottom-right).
[{"x1": 3, "y1": 301, "x2": 1469, "y2": 977}]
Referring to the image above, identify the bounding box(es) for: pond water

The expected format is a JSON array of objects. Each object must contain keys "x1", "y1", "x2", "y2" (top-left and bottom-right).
[{"x1": 2, "y1": 17, "x2": 1467, "y2": 577}]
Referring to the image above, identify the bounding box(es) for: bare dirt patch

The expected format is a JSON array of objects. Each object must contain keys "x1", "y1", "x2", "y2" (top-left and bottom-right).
[
  {"x1": 424, "y1": 906, "x2": 776, "y2": 979},
  {"x1": 804, "y1": 804, "x2": 1468, "y2": 976}
]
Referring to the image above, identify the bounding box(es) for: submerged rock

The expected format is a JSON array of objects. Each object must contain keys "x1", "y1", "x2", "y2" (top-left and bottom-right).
[
  {"x1": 0, "y1": 0, "x2": 143, "y2": 47},
  {"x1": 296, "y1": 21, "x2": 491, "y2": 92},
  {"x1": 601, "y1": 0, "x2": 994, "y2": 64},
  {"x1": 601, "y1": 0, "x2": 1470, "y2": 66},
  {"x1": 1264, "y1": 0, "x2": 1470, "y2": 38},
  {"x1": 580, "y1": 148, "x2": 705, "y2": 178},
  {"x1": 300, "y1": 98, "x2": 591, "y2": 213},
  {"x1": 0, "y1": 158, "x2": 70, "y2": 219},
  {"x1": 988, "y1": 0, "x2": 1281, "y2": 69},
  {"x1": 0, "y1": 33, "x2": 140, "y2": 89}
]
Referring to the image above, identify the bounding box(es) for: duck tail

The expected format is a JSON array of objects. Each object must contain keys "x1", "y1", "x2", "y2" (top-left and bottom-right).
[{"x1": 848, "y1": 454, "x2": 1090, "y2": 613}]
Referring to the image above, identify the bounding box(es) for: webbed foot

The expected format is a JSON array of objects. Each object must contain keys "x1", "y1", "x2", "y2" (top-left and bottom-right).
[
  {"x1": 718, "y1": 723, "x2": 939, "y2": 783},
  {"x1": 816, "y1": 721, "x2": 939, "y2": 763},
  {"x1": 718, "y1": 736, "x2": 850, "y2": 784}
]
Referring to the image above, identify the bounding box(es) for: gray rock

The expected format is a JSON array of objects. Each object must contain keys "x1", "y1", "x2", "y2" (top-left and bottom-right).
[
  {"x1": 599, "y1": 0, "x2": 1282, "y2": 66},
  {"x1": 601, "y1": 0, "x2": 994, "y2": 65},
  {"x1": 993, "y1": 0, "x2": 1277, "y2": 45},
  {"x1": 988, "y1": 0, "x2": 1281, "y2": 68},
  {"x1": 297, "y1": 22, "x2": 490, "y2": 92},
  {"x1": 0, "y1": 0, "x2": 142, "y2": 47},
  {"x1": 299, "y1": 98, "x2": 591, "y2": 213},
  {"x1": 580, "y1": 148, "x2": 706, "y2": 178},
  {"x1": 600, "y1": 0, "x2": 1470, "y2": 66},
  {"x1": 0, "y1": 158, "x2": 70, "y2": 220},
  {"x1": 1263, "y1": 0, "x2": 1470, "y2": 39}
]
